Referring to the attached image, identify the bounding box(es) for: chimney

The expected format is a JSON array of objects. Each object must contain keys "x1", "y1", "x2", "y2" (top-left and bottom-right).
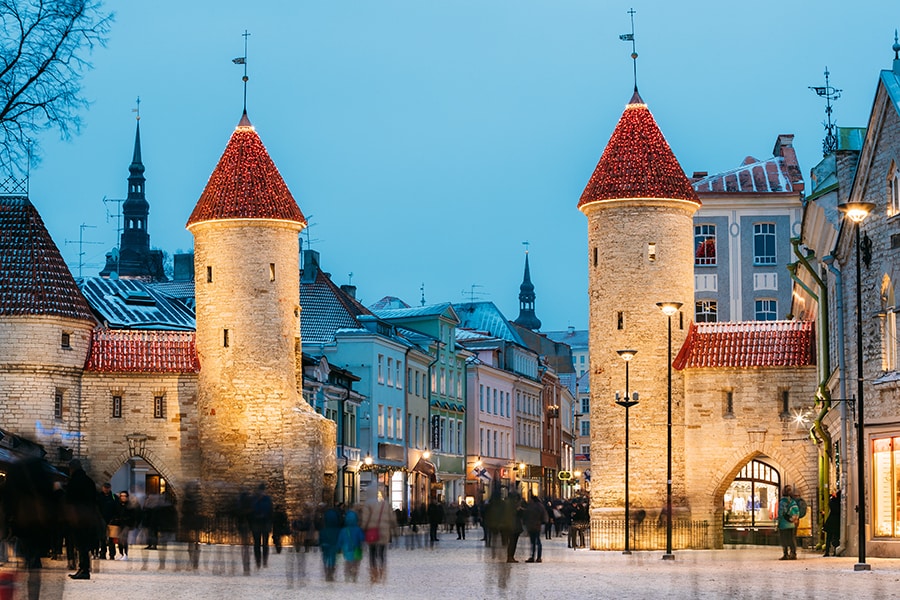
[
  {"x1": 340, "y1": 284, "x2": 357, "y2": 300},
  {"x1": 173, "y1": 252, "x2": 195, "y2": 281},
  {"x1": 692, "y1": 171, "x2": 708, "y2": 179},
  {"x1": 301, "y1": 250, "x2": 320, "y2": 284}
]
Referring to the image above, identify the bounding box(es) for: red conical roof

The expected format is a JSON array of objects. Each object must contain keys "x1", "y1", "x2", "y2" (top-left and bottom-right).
[
  {"x1": 578, "y1": 91, "x2": 700, "y2": 209},
  {"x1": 187, "y1": 114, "x2": 306, "y2": 227},
  {"x1": 0, "y1": 196, "x2": 96, "y2": 321}
]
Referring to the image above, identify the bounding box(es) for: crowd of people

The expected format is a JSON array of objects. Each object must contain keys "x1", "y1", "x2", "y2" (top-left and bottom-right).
[{"x1": 1, "y1": 457, "x2": 595, "y2": 598}]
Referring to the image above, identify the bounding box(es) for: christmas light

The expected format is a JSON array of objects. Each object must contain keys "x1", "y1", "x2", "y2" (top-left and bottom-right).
[
  {"x1": 187, "y1": 116, "x2": 306, "y2": 227},
  {"x1": 578, "y1": 92, "x2": 700, "y2": 210}
]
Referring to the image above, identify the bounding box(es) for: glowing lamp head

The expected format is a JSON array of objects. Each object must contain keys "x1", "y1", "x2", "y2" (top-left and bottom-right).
[
  {"x1": 656, "y1": 302, "x2": 683, "y2": 316},
  {"x1": 423, "y1": 448, "x2": 431, "y2": 460},
  {"x1": 519, "y1": 462, "x2": 526, "y2": 472},
  {"x1": 838, "y1": 202, "x2": 875, "y2": 224},
  {"x1": 617, "y1": 349, "x2": 638, "y2": 361},
  {"x1": 364, "y1": 454, "x2": 373, "y2": 466}
]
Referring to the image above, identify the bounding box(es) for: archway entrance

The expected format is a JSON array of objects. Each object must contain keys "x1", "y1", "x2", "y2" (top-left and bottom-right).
[
  {"x1": 723, "y1": 458, "x2": 781, "y2": 545},
  {"x1": 110, "y1": 457, "x2": 167, "y2": 501}
]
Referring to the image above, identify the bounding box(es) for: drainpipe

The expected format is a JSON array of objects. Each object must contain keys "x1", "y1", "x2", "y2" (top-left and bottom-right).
[
  {"x1": 823, "y1": 254, "x2": 849, "y2": 557},
  {"x1": 790, "y1": 238, "x2": 832, "y2": 551}
]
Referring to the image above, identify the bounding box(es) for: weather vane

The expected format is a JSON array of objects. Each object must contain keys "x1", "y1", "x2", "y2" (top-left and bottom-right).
[
  {"x1": 132, "y1": 96, "x2": 141, "y2": 121},
  {"x1": 232, "y1": 30, "x2": 251, "y2": 113},
  {"x1": 619, "y1": 8, "x2": 638, "y2": 91},
  {"x1": 522, "y1": 240, "x2": 530, "y2": 254},
  {"x1": 809, "y1": 67, "x2": 841, "y2": 155}
]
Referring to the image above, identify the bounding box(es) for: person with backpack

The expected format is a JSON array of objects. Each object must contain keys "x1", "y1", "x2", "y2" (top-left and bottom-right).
[{"x1": 777, "y1": 485, "x2": 800, "y2": 560}]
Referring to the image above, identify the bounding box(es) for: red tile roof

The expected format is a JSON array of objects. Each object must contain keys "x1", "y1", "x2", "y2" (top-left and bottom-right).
[
  {"x1": 673, "y1": 320, "x2": 816, "y2": 370},
  {"x1": 85, "y1": 328, "x2": 200, "y2": 373},
  {"x1": 0, "y1": 196, "x2": 96, "y2": 322},
  {"x1": 186, "y1": 113, "x2": 306, "y2": 227},
  {"x1": 578, "y1": 90, "x2": 700, "y2": 209}
]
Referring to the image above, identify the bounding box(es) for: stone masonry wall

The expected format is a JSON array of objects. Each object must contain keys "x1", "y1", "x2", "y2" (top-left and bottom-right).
[{"x1": 585, "y1": 199, "x2": 697, "y2": 525}]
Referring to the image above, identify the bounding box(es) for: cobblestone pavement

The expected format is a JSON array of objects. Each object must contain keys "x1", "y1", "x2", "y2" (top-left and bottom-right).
[{"x1": 4, "y1": 533, "x2": 900, "y2": 600}]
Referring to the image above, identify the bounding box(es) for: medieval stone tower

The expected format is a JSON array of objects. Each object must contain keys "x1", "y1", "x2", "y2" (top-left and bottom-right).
[
  {"x1": 187, "y1": 112, "x2": 336, "y2": 515},
  {"x1": 579, "y1": 90, "x2": 699, "y2": 542}
]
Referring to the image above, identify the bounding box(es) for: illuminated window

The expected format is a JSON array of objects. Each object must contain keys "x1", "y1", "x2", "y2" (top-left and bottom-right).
[
  {"x1": 872, "y1": 436, "x2": 900, "y2": 538},
  {"x1": 755, "y1": 299, "x2": 777, "y2": 321},
  {"x1": 695, "y1": 224, "x2": 717, "y2": 266},
  {"x1": 883, "y1": 278, "x2": 897, "y2": 372},
  {"x1": 696, "y1": 300, "x2": 717, "y2": 323},
  {"x1": 112, "y1": 395, "x2": 122, "y2": 419},
  {"x1": 754, "y1": 223, "x2": 776, "y2": 265},
  {"x1": 648, "y1": 242, "x2": 657, "y2": 262}
]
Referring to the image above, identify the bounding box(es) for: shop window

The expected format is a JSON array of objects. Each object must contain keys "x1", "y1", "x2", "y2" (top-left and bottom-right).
[
  {"x1": 723, "y1": 459, "x2": 780, "y2": 532},
  {"x1": 872, "y1": 436, "x2": 900, "y2": 538}
]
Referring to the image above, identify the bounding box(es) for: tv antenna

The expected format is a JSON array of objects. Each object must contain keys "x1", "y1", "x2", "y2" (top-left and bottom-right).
[
  {"x1": 64, "y1": 223, "x2": 103, "y2": 278},
  {"x1": 102, "y1": 195, "x2": 124, "y2": 273},
  {"x1": 809, "y1": 67, "x2": 841, "y2": 155},
  {"x1": 298, "y1": 215, "x2": 321, "y2": 252},
  {"x1": 461, "y1": 284, "x2": 486, "y2": 303},
  {"x1": 420, "y1": 282, "x2": 426, "y2": 306}
]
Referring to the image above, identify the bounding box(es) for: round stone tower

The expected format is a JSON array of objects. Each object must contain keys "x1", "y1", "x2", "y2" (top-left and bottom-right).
[
  {"x1": 578, "y1": 90, "x2": 699, "y2": 546},
  {"x1": 187, "y1": 113, "x2": 336, "y2": 517}
]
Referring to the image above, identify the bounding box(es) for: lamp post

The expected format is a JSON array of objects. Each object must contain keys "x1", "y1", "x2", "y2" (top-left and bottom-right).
[
  {"x1": 838, "y1": 201, "x2": 874, "y2": 571},
  {"x1": 657, "y1": 301, "x2": 682, "y2": 561},
  {"x1": 615, "y1": 349, "x2": 638, "y2": 554}
]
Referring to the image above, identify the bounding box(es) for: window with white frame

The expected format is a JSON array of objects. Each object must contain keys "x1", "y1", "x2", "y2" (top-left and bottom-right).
[
  {"x1": 696, "y1": 300, "x2": 718, "y2": 323},
  {"x1": 493, "y1": 389, "x2": 498, "y2": 414},
  {"x1": 448, "y1": 420, "x2": 455, "y2": 453},
  {"x1": 377, "y1": 354, "x2": 384, "y2": 384},
  {"x1": 581, "y1": 397, "x2": 589, "y2": 414},
  {"x1": 457, "y1": 420, "x2": 462, "y2": 454},
  {"x1": 396, "y1": 359, "x2": 402, "y2": 389},
  {"x1": 580, "y1": 420, "x2": 590, "y2": 436},
  {"x1": 387, "y1": 358, "x2": 393, "y2": 386},
  {"x1": 377, "y1": 404, "x2": 384, "y2": 437},
  {"x1": 694, "y1": 224, "x2": 717, "y2": 266},
  {"x1": 755, "y1": 299, "x2": 777, "y2": 321},
  {"x1": 479, "y1": 385, "x2": 484, "y2": 411},
  {"x1": 480, "y1": 428, "x2": 484, "y2": 455},
  {"x1": 890, "y1": 167, "x2": 900, "y2": 216},
  {"x1": 387, "y1": 407, "x2": 394, "y2": 438},
  {"x1": 883, "y1": 279, "x2": 897, "y2": 371},
  {"x1": 754, "y1": 223, "x2": 777, "y2": 265}
]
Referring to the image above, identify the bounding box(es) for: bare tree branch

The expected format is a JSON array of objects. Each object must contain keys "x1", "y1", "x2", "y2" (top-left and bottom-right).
[{"x1": 0, "y1": 0, "x2": 113, "y2": 174}]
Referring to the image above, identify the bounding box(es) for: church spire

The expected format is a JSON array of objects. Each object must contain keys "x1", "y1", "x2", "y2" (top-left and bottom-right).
[{"x1": 513, "y1": 244, "x2": 542, "y2": 331}]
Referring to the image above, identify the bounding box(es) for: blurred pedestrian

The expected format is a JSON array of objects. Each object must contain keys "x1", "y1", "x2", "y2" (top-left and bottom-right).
[
  {"x1": 455, "y1": 501, "x2": 469, "y2": 540},
  {"x1": 823, "y1": 490, "x2": 841, "y2": 556},
  {"x1": 250, "y1": 483, "x2": 273, "y2": 569},
  {"x1": 181, "y1": 481, "x2": 203, "y2": 569},
  {"x1": 504, "y1": 492, "x2": 524, "y2": 563},
  {"x1": 524, "y1": 495, "x2": 548, "y2": 563},
  {"x1": 338, "y1": 508, "x2": 365, "y2": 582},
  {"x1": 64, "y1": 458, "x2": 100, "y2": 580},
  {"x1": 319, "y1": 504, "x2": 341, "y2": 582},
  {"x1": 362, "y1": 495, "x2": 392, "y2": 583},
  {"x1": 2, "y1": 457, "x2": 59, "y2": 599},
  {"x1": 97, "y1": 482, "x2": 117, "y2": 559}
]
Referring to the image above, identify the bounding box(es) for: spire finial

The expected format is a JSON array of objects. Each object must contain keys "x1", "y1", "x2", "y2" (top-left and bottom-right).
[
  {"x1": 132, "y1": 96, "x2": 141, "y2": 121},
  {"x1": 522, "y1": 240, "x2": 530, "y2": 254},
  {"x1": 619, "y1": 8, "x2": 639, "y2": 92},
  {"x1": 893, "y1": 29, "x2": 900, "y2": 59},
  {"x1": 808, "y1": 67, "x2": 841, "y2": 155},
  {"x1": 232, "y1": 30, "x2": 251, "y2": 114}
]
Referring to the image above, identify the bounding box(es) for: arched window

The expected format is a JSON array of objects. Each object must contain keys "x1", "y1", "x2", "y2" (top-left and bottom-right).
[
  {"x1": 723, "y1": 459, "x2": 781, "y2": 535},
  {"x1": 889, "y1": 163, "x2": 900, "y2": 216},
  {"x1": 881, "y1": 276, "x2": 897, "y2": 372}
]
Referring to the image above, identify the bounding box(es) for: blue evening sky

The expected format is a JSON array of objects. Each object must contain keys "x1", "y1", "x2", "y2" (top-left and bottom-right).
[{"x1": 28, "y1": 1, "x2": 899, "y2": 331}]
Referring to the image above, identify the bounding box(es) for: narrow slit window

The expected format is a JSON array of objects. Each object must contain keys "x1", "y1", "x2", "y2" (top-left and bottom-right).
[
  {"x1": 223, "y1": 329, "x2": 230, "y2": 348},
  {"x1": 207, "y1": 266, "x2": 213, "y2": 283},
  {"x1": 54, "y1": 390, "x2": 63, "y2": 420},
  {"x1": 725, "y1": 391, "x2": 734, "y2": 416},
  {"x1": 269, "y1": 263, "x2": 276, "y2": 281},
  {"x1": 617, "y1": 311, "x2": 625, "y2": 330},
  {"x1": 648, "y1": 242, "x2": 657, "y2": 262},
  {"x1": 112, "y1": 395, "x2": 122, "y2": 418},
  {"x1": 593, "y1": 247, "x2": 598, "y2": 268},
  {"x1": 154, "y1": 396, "x2": 165, "y2": 419},
  {"x1": 781, "y1": 390, "x2": 790, "y2": 415}
]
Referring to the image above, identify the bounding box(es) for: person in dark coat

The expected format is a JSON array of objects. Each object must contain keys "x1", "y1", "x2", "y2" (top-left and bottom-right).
[
  {"x1": 250, "y1": 483, "x2": 273, "y2": 569},
  {"x1": 181, "y1": 481, "x2": 203, "y2": 569},
  {"x1": 97, "y1": 482, "x2": 118, "y2": 559},
  {"x1": 524, "y1": 495, "x2": 548, "y2": 562},
  {"x1": 427, "y1": 500, "x2": 444, "y2": 544},
  {"x1": 504, "y1": 492, "x2": 524, "y2": 563},
  {"x1": 823, "y1": 490, "x2": 841, "y2": 556},
  {"x1": 2, "y1": 457, "x2": 59, "y2": 599},
  {"x1": 65, "y1": 458, "x2": 99, "y2": 580}
]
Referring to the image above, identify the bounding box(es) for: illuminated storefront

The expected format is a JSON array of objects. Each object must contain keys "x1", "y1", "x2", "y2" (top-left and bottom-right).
[{"x1": 872, "y1": 435, "x2": 900, "y2": 538}]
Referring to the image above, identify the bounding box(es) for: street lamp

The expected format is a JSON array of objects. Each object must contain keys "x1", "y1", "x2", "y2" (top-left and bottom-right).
[
  {"x1": 615, "y1": 349, "x2": 638, "y2": 554},
  {"x1": 657, "y1": 301, "x2": 682, "y2": 561},
  {"x1": 838, "y1": 200, "x2": 874, "y2": 571}
]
